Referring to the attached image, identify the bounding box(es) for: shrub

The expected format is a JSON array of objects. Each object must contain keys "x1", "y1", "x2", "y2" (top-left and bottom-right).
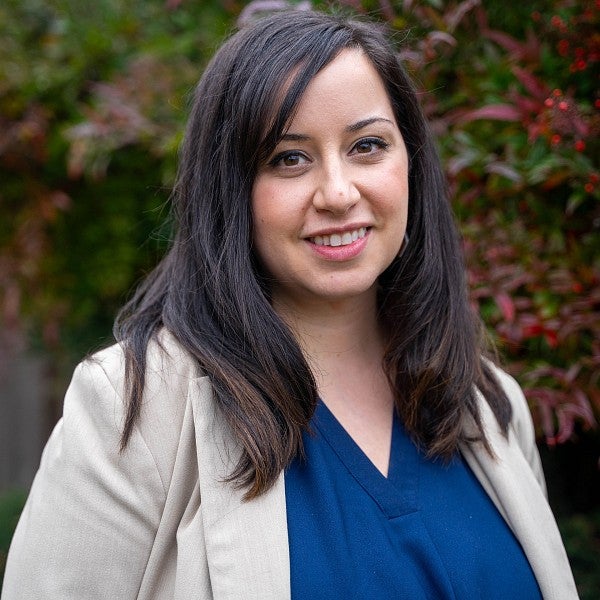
[{"x1": 1, "y1": 0, "x2": 598, "y2": 440}]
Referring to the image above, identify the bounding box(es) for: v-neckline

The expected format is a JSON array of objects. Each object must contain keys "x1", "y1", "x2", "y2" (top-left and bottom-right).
[{"x1": 313, "y1": 399, "x2": 419, "y2": 519}]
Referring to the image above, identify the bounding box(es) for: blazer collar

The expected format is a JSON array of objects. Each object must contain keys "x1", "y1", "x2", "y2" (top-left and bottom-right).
[{"x1": 190, "y1": 377, "x2": 291, "y2": 600}]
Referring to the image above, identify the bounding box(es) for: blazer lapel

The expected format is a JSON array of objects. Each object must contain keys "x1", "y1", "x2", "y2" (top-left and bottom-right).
[
  {"x1": 460, "y1": 396, "x2": 578, "y2": 600},
  {"x1": 187, "y1": 371, "x2": 576, "y2": 599},
  {"x1": 190, "y1": 377, "x2": 291, "y2": 600}
]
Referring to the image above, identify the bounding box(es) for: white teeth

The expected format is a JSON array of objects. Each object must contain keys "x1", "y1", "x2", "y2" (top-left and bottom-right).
[{"x1": 310, "y1": 227, "x2": 367, "y2": 247}]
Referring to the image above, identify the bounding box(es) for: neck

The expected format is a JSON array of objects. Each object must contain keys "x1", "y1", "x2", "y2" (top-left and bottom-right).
[
  {"x1": 273, "y1": 288, "x2": 395, "y2": 477},
  {"x1": 272, "y1": 289, "x2": 385, "y2": 381}
]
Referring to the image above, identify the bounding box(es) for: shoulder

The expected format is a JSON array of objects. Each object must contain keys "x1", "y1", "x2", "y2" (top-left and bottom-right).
[
  {"x1": 481, "y1": 362, "x2": 547, "y2": 493},
  {"x1": 84, "y1": 328, "x2": 206, "y2": 490},
  {"x1": 486, "y1": 364, "x2": 536, "y2": 448},
  {"x1": 89, "y1": 328, "x2": 200, "y2": 397},
  {"x1": 2, "y1": 329, "x2": 206, "y2": 598}
]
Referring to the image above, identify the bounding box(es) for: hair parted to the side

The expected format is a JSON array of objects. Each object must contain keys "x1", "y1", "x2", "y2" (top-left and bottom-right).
[{"x1": 114, "y1": 10, "x2": 511, "y2": 499}]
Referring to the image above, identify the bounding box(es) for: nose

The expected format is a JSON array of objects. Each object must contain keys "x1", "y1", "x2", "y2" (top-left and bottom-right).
[{"x1": 312, "y1": 160, "x2": 360, "y2": 215}]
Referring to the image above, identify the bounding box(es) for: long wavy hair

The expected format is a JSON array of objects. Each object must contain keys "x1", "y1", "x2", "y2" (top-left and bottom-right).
[{"x1": 114, "y1": 10, "x2": 511, "y2": 499}]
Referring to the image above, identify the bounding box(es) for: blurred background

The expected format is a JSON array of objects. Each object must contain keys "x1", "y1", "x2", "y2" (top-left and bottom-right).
[{"x1": 0, "y1": 0, "x2": 598, "y2": 595}]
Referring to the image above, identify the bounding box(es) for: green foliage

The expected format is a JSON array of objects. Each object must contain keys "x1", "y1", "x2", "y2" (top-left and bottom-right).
[
  {"x1": 0, "y1": 0, "x2": 235, "y2": 360},
  {"x1": 558, "y1": 508, "x2": 600, "y2": 600},
  {"x1": 434, "y1": 0, "x2": 600, "y2": 445},
  {"x1": 0, "y1": 488, "x2": 27, "y2": 586},
  {"x1": 1, "y1": 0, "x2": 598, "y2": 437}
]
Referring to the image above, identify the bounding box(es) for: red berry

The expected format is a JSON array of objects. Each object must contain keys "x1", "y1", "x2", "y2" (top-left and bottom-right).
[{"x1": 557, "y1": 40, "x2": 570, "y2": 56}]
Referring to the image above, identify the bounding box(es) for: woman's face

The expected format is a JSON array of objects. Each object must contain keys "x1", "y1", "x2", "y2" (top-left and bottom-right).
[{"x1": 251, "y1": 49, "x2": 409, "y2": 312}]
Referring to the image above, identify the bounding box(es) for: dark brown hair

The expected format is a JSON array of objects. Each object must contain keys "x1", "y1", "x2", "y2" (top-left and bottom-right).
[{"x1": 114, "y1": 10, "x2": 511, "y2": 498}]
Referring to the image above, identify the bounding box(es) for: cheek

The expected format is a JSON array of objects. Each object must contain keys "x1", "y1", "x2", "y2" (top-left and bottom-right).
[
  {"x1": 251, "y1": 219, "x2": 277, "y2": 281},
  {"x1": 251, "y1": 210, "x2": 271, "y2": 269},
  {"x1": 251, "y1": 181, "x2": 286, "y2": 270},
  {"x1": 251, "y1": 177, "x2": 288, "y2": 225},
  {"x1": 252, "y1": 202, "x2": 283, "y2": 245},
  {"x1": 371, "y1": 168, "x2": 409, "y2": 218},
  {"x1": 251, "y1": 178, "x2": 269, "y2": 225},
  {"x1": 387, "y1": 162, "x2": 409, "y2": 213},
  {"x1": 251, "y1": 180, "x2": 276, "y2": 239},
  {"x1": 252, "y1": 177, "x2": 308, "y2": 236}
]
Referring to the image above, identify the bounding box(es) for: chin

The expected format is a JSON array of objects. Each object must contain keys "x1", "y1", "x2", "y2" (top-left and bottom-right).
[{"x1": 306, "y1": 279, "x2": 380, "y2": 303}]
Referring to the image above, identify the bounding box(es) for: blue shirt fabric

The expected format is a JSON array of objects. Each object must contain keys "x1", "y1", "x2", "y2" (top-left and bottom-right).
[{"x1": 284, "y1": 400, "x2": 542, "y2": 599}]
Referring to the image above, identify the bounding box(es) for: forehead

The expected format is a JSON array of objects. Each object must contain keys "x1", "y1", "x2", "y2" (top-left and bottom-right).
[
  {"x1": 285, "y1": 49, "x2": 395, "y2": 129},
  {"x1": 257, "y1": 46, "x2": 395, "y2": 161}
]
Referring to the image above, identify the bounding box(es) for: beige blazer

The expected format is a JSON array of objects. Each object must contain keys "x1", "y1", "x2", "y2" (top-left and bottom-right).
[{"x1": 2, "y1": 331, "x2": 578, "y2": 599}]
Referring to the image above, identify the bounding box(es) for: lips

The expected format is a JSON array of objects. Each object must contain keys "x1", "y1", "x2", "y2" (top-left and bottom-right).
[{"x1": 309, "y1": 227, "x2": 368, "y2": 247}]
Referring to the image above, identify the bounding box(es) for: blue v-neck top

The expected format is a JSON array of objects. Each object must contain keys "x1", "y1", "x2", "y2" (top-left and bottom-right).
[{"x1": 284, "y1": 400, "x2": 542, "y2": 599}]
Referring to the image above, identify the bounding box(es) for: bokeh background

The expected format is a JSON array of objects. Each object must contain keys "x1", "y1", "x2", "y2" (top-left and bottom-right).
[{"x1": 1, "y1": 0, "x2": 598, "y2": 594}]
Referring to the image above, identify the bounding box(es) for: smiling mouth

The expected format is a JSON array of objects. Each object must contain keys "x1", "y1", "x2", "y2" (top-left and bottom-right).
[{"x1": 309, "y1": 227, "x2": 368, "y2": 247}]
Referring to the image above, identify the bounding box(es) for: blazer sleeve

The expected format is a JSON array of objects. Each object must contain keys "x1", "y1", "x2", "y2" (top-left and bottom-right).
[{"x1": 2, "y1": 358, "x2": 166, "y2": 599}]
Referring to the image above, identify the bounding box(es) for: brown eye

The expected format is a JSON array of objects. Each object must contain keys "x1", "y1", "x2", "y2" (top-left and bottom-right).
[
  {"x1": 269, "y1": 151, "x2": 309, "y2": 168},
  {"x1": 352, "y1": 137, "x2": 389, "y2": 155},
  {"x1": 282, "y1": 154, "x2": 301, "y2": 166},
  {"x1": 355, "y1": 141, "x2": 375, "y2": 153}
]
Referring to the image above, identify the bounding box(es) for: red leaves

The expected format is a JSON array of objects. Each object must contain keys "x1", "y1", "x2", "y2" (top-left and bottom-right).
[
  {"x1": 442, "y1": 0, "x2": 600, "y2": 447},
  {"x1": 466, "y1": 208, "x2": 600, "y2": 445},
  {"x1": 526, "y1": 370, "x2": 597, "y2": 446},
  {"x1": 512, "y1": 66, "x2": 549, "y2": 101},
  {"x1": 453, "y1": 104, "x2": 521, "y2": 124},
  {"x1": 0, "y1": 106, "x2": 51, "y2": 169},
  {"x1": 65, "y1": 56, "x2": 187, "y2": 180},
  {"x1": 482, "y1": 28, "x2": 541, "y2": 62},
  {"x1": 453, "y1": 5, "x2": 596, "y2": 157},
  {"x1": 495, "y1": 291, "x2": 516, "y2": 322},
  {"x1": 1, "y1": 0, "x2": 597, "y2": 450}
]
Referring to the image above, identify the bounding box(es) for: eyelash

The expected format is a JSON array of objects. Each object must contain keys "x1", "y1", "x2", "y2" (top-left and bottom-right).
[
  {"x1": 351, "y1": 137, "x2": 389, "y2": 154},
  {"x1": 268, "y1": 136, "x2": 389, "y2": 168},
  {"x1": 268, "y1": 151, "x2": 306, "y2": 168}
]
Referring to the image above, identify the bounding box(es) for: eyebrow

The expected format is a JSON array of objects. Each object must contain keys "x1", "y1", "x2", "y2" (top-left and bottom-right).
[
  {"x1": 345, "y1": 117, "x2": 394, "y2": 132},
  {"x1": 280, "y1": 116, "x2": 394, "y2": 142},
  {"x1": 280, "y1": 133, "x2": 311, "y2": 142}
]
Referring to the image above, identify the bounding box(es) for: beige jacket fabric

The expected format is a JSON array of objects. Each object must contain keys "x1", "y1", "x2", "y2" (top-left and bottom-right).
[{"x1": 2, "y1": 331, "x2": 578, "y2": 599}]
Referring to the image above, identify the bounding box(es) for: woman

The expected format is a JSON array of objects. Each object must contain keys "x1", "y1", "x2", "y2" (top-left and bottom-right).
[{"x1": 3, "y1": 10, "x2": 577, "y2": 600}]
